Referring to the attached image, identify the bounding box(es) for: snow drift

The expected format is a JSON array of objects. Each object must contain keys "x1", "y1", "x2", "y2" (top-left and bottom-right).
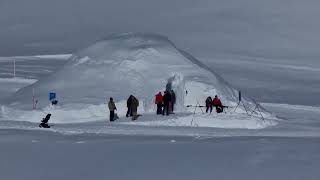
[{"x1": 0, "y1": 33, "x2": 273, "y2": 127}]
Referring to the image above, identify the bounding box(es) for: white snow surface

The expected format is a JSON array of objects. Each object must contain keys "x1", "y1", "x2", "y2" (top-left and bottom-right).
[
  {"x1": 0, "y1": 54, "x2": 72, "y2": 61},
  {"x1": 4, "y1": 33, "x2": 241, "y2": 108},
  {"x1": 0, "y1": 33, "x2": 274, "y2": 129},
  {"x1": 0, "y1": 77, "x2": 37, "y2": 84}
]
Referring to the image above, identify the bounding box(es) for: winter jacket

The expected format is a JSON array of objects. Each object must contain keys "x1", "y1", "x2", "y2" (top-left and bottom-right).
[
  {"x1": 127, "y1": 96, "x2": 133, "y2": 108},
  {"x1": 131, "y1": 97, "x2": 139, "y2": 109},
  {"x1": 108, "y1": 101, "x2": 117, "y2": 111},
  {"x1": 131, "y1": 97, "x2": 139, "y2": 115},
  {"x1": 163, "y1": 92, "x2": 172, "y2": 104},
  {"x1": 171, "y1": 91, "x2": 176, "y2": 104},
  {"x1": 155, "y1": 93, "x2": 163, "y2": 104},
  {"x1": 212, "y1": 98, "x2": 222, "y2": 107},
  {"x1": 205, "y1": 97, "x2": 212, "y2": 106}
]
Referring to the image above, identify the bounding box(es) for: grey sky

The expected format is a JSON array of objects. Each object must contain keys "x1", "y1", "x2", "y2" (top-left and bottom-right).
[{"x1": 1, "y1": 0, "x2": 320, "y2": 64}]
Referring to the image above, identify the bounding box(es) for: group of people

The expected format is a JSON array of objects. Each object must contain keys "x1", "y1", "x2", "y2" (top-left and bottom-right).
[
  {"x1": 205, "y1": 95, "x2": 224, "y2": 113},
  {"x1": 154, "y1": 90, "x2": 176, "y2": 116},
  {"x1": 108, "y1": 92, "x2": 223, "y2": 122},
  {"x1": 108, "y1": 90, "x2": 176, "y2": 122},
  {"x1": 108, "y1": 95, "x2": 140, "y2": 122}
]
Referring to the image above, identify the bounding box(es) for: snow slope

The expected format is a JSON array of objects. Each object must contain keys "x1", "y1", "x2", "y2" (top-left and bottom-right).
[
  {"x1": 0, "y1": 33, "x2": 274, "y2": 128},
  {"x1": 4, "y1": 33, "x2": 238, "y2": 108}
]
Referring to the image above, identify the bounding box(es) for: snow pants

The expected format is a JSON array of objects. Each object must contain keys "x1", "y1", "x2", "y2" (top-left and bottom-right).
[
  {"x1": 163, "y1": 103, "x2": 169, "y2": 116},
  {"x1": 156, "y1": 103, "x2": 163, "y2": 114},
  {"x1": 126, "y1": 107, "x2": 132, "y2": 117},
  {"x1": 110, "y1": 110, "x2": 115, "y2": 122},
  {"x1": 206, "y1": 105, "x2": 213, "y2": 113}
]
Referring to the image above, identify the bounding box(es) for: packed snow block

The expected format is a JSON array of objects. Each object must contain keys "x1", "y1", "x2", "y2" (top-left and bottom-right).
[{"x1": 1, "y1": 33, "x2": 263, "y2": 122}]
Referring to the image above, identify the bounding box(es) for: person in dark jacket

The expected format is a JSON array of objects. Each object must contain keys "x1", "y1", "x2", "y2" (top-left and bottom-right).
[
  {"x1": 130, "y1": 96, "x2": 139, "y2": 120},
  {"x1": 155, "y1": 92, "x2": 163, "y2": 115},
  {"x1": 212, "y1": 95, "x2": 223, "y2": 113},
  {"x1": 108, "y1": 97, "x2": 117, "y2": 121},
  {"x1": 162, "y1": 91, "x2": 172, "y2": 116},
  {"x1": 170, "y1": 90, "x2": 176, "y2": 113},
  {"x1": 126, "y1": 95, "x2": 133, "y2": 117},
  {"x1": 205, "y1": 96, "x2": 213, "y2": 113}
]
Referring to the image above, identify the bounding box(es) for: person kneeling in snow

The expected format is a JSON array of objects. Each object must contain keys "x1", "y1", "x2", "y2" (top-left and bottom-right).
[
  {"x1": 108, "y1": 97, "x2": 117, "y2": 122},
  {"x1": 212, "y1": 95, "x2": 224, "y2": 113}
]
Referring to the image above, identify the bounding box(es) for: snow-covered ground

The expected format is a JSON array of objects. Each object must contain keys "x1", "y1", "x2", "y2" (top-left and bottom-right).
[
  {"x1": 0, "y1": 40, "x2": 320, "y2": 179},
  {"x1": 0, "y1": 52, "x2": 319, "y2": 135},
  {"x1": 1, "y1": 130, "x2": 320, "y2": 180},
  {"x1": 1, "y1": 0, "x2": 320, "y2": 178}
]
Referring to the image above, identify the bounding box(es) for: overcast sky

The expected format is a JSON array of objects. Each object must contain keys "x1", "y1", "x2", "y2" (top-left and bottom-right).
[{"x1": 1, "y1": 0, "x2": 320, "y2": 64}]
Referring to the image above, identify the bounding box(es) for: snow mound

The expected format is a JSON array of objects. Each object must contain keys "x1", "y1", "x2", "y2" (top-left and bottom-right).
[{"x1": 1, "y1": 33, "x2": 273, "y2": 128}]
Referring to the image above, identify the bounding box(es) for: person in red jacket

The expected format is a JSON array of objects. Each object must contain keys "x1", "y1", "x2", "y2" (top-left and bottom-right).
[
  {"x1": 212, "y1": 95, "x2": 224, "y2": 113},
  {"x1": 155, "y1": 92, "x2": 163, "y2": 115}
]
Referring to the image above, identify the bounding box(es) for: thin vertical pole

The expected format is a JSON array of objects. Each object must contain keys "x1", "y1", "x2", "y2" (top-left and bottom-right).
[
  {"x1": 13, "y1": 59, "x2": 16, "y2": 78},
  {"x1": 32, "y1": 87, "x2": 35, "y2": 109}
]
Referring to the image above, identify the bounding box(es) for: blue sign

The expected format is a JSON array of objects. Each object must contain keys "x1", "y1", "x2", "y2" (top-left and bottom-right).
[{"x1": 49, "y1": 92, "x2": 56, "y2": 101}]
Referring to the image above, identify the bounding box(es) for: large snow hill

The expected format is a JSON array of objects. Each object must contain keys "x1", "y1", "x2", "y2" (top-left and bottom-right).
[{"x1": 0, "y1": 33, "x2": 274, "y2": 127}]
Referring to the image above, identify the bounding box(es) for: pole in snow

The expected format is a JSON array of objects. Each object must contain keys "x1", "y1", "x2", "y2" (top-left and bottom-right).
[
  {"x1": 32, "y1": 87, "x2": 35, "y2": 109},
  {"x1": 13, "y1": 59, "x2": 16, "y2": 78}
]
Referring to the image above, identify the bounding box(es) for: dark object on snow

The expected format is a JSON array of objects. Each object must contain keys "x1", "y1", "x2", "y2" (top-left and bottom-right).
[
  {"x1": 216, "y1": 106, "x2": 223, "y2": 113},
  {"x1": 162, "y1": 91, "x2": 172, "y2": 116},
  {"x1": 51, "y1": 100, "x2": 58, "y2": 105},
  {"x1": 170, "y1": 90, "x2": 176, "y2": 112},
  {"x1": 39, "y1": 114, "x2": 51, "y2": 128},
  {"x1": 205, "y1": 96, "x2": 213, "y2": 113},
  {"x1": 126, "y1": 95, "x2": 133, "y2": 117},
  {"x1": 108, "y1": 97, "x2": 117, "y2": 122},
  {"x1": 131, "y1": 96, "x2": 139, "y2": 120}
]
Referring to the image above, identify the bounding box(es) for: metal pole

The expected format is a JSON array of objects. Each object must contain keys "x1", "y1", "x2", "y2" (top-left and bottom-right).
[
  {"x1": 32, "y1": 87, "x2": 35, "y2": 109},
  {"x1": 13, "y1": 59, "x2": 16, "y2": 78}
]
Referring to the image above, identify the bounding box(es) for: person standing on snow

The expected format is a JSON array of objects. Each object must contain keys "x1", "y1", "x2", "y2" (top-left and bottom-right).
[
  {"x1": 212, "y1": 95, "x2": 223, "y2": 113},
  {"x1": 155, "y1": 92, "x2": 163, "y2": 115},
  {"x1": 205, "y1": 96, "x2": 213, "y2": 113},
  {"x1": 130, "y1": 96, "x2": 139, "y2": 120},
  {"x1": 108, "y1": 97, "x2": 117, "y2": 122},
  {"x1": 126, "y1": 95, "x2": 133, "y2": 117},
  {"x1": 170, "y1": 90, "x2": 176, "y2": 113},
  {"x1": 163, "y1": 91, "x2": 171, "y2": 116}
]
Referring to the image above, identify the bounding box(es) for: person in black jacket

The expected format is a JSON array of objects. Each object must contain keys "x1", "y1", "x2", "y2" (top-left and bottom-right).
[
  {"x1": 163, "y1": 91, "x2": 172, "y2": 116},
  {"x1": 170, "y1": 90, "x2": 176, "y2": 113},
  {"x1": 205, "y1": 96, "x2": 213, "y2": 113},
  {"x1": 126, "y1": 95, "x2": 133, "y2": 117}
]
